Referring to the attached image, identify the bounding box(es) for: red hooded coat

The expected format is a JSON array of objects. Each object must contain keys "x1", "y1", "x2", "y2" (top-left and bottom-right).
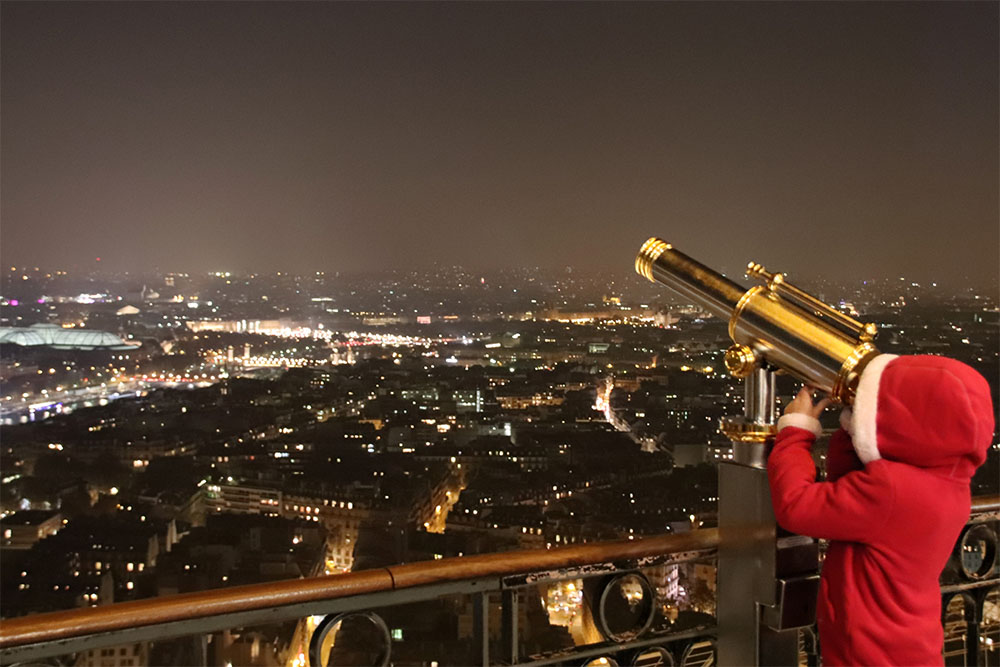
[{"x1": 767, "y1": 355, "x2": 995, "y2": 666}]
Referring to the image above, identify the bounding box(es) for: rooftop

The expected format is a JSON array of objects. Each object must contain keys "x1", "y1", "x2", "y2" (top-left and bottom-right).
[{"x1": 0, "y1": 324, "x2": 139, "y2": 351}]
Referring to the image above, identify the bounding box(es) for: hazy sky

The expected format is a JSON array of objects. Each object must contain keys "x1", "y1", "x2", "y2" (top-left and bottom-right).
[{"x1": 2, "y1": 2, "x2": 997, "y2": 286}]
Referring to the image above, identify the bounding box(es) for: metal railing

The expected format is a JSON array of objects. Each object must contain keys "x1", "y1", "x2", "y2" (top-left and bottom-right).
[
  {"x1": 941, "y1": 495, "x2": 1000, "y2": 666},
  {"x1": 0, "y1": 495, "x2": 996, "y2": 666},
  {"x1": 0, "y1": 528, "x2": 721, "y2": 666}
]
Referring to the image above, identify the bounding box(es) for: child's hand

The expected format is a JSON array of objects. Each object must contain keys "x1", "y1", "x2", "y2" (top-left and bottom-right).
[{"x1": 785, "y1": 386, "x2": 832, "y2": 419}]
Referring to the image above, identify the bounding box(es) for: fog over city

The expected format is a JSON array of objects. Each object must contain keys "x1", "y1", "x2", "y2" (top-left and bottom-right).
[{"x1": 2, "y1": 2, "x2": 997, "y2": 287}]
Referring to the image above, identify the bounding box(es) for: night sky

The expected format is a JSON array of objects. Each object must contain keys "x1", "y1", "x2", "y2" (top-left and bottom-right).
[{"x1": 2, "y1": 2, "x2": 997, "y2": 287}]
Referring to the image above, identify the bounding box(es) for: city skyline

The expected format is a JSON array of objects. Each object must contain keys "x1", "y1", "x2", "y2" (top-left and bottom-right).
[
  {"x1": 2, "y1": 2, "x2": 998, "y2": 287},
  {"x1": 2, "y1": 4, "x2": 998, "y2": 658}
]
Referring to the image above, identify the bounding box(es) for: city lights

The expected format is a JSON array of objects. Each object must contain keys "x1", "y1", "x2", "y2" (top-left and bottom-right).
[{"x1": 0, "y1": 2, "x2": 995, "y2": 660}]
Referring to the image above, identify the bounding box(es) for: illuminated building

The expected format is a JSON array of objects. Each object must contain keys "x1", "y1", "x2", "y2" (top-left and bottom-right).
[{"x1": 0, "y1": 324, "x2": 139, "y2": 351}]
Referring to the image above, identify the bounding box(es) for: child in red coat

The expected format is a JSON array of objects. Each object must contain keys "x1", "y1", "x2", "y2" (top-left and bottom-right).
[{"x1": 768, "y1": 354, "x2": 995, "y2": 666}]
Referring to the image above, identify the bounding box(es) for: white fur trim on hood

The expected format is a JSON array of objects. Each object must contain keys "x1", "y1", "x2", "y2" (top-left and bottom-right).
[
  {"x1": 777, "y1": 413, "x2": 823, "y2": 438},
  {"x1": 850, "y1": 354, "x2": 899, "y2": 464}
]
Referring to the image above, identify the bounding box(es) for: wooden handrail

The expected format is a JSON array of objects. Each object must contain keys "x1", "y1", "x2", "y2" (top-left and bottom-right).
[{"x1": 0, "y1": 527, "x2": 720, "y2": 649}]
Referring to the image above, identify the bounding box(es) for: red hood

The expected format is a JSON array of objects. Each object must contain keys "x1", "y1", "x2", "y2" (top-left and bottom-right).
[{"x1": 848, "y1": 355, "x2": 995, "y2": 479}]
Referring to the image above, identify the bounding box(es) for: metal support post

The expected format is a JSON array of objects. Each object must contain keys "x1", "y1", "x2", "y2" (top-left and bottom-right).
[
  {"x1": 195, "y1": 632, "x2": 208, "y2": 667},
  {"x1": 501, "y1": 589, "x2": 519, "y2": 664},
  {"x1": 474, "y1": 591, "x2": 491, "y2": 667},
  {"x1": 966, "y1": 597, "x2": 982, "y2": 667},
  {"x1": 717, "y1": 367, "x2": 818, "y2": 666}
]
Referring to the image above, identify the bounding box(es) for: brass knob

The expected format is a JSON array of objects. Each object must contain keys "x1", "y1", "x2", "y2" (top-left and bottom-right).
[
  {"x1": 724, "y1": 344, "x2": 758, "y2": 378},
  {"x1": 859, "y1": 322, "x2": 878, "y2": 343},
  {"x1": 746, "y1": 262, "x2": 770, "y2": 281}
]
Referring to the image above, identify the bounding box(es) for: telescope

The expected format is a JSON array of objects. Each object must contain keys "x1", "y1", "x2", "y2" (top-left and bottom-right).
[
  {"x1": 636, "y1": 238, "x2": 855, "y2": 661},
  {"x1": 635, "y1": 237, "x2": 880, "y2": 436}
]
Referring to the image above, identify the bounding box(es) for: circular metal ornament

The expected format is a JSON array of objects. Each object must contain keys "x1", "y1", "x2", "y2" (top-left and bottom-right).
[
  {"x1": 309, "y1": 611, "x2": 391, "y2": 667},
  {"x1": 594, "y1": 572, "x2": 656, "y2": 643},
  {"x1": 583, "y1": 657, "x2": 621, "y2": 667},
  {"x1": 958, "y1": 524, "x2": 998, "y2": 580},
  {"x1": 630, "y1": 646, "x2": 675, "y2": 667},
  {"x1": 680, "y1": 639, "x2": 716, "y2": 667}
]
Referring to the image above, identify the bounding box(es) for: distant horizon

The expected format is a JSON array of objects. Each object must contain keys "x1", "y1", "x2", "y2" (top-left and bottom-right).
[{"x1": 2, "y1": 260, "x2": 998, "y2": 296}]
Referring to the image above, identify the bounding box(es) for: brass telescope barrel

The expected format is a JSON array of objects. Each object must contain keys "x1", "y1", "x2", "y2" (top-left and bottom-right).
[
  {"x1": 634, "y1": 239, "x2": 746, "y2": 320},
  {"x1": 746, "y1": 262, "x2": 878, "y2": 343},
  {"x1": 635, "y1": 237, "x2": 880, "y2": 404}
]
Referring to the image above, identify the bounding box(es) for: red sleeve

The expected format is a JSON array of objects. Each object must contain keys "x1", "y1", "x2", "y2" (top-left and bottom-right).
[
  {"x1": 825, "y1": 428, "x2": 863, "y2": 482},
  {"x1": 767, "y1": 426, "x2": 895, "y2": 543}
]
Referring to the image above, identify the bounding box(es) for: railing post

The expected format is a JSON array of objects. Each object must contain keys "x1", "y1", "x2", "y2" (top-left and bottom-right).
[
  {"x1": 965, "y1": 593, "x2": 982, "y2": 667},
  {"x1": 194, "y1": 632, "x2": 208, "y2": 667},
  {"x1": 501, "y1": 589, "x2": 519, "y2": 664},
  {"x1": 474, "y1": 591, "x2": 491, "y2": 666}
]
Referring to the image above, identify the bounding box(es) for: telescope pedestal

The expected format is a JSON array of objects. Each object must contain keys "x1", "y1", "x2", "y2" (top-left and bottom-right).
[
  {"x1": 717, "y1": 369, "x2": 820, "y2": 666},
  {"x1": 718, "y1": 463, "x2": 801, "y2": 666}
]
